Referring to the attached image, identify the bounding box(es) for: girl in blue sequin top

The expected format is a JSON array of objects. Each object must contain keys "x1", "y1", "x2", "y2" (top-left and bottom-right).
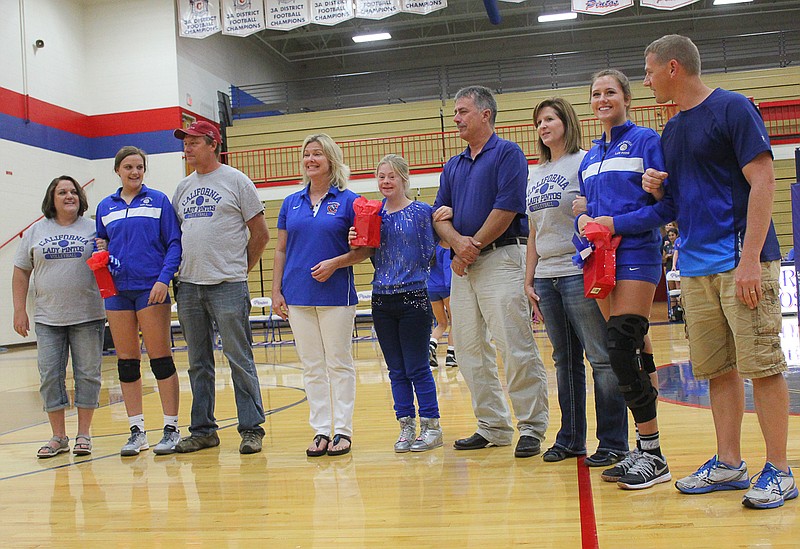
[{"x1": 350, "y1": 154, "x2": 443, "y2": 453}]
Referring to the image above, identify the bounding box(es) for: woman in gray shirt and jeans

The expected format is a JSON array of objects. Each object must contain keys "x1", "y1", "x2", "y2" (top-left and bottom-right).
[
  {"x1": 523, "y1": 99, "x2": 629, "y2": 467},
  {"x1": 12, "y1": 176, "x2": 105, "y2": 458}
]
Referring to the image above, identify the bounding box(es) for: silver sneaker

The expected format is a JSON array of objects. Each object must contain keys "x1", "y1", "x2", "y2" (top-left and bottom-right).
[
  {"x1": 395, "y1": 416, "x2": 416, "y2": 453},
  {"x1": 120, "y1": 426, "x2": 149, "y2": 456},
  {"x1": 153, "y1": 426, "x2": 181, "y2": 455},
  {"x1": 742, "y1": 462, "x2": 799, "y2": 509},
  {"x1": 410, "y1": 418, "x2": 443, "y2": 452},
  {"x1": 675, "y1": 455, "x2": 749, "y2": 494}
]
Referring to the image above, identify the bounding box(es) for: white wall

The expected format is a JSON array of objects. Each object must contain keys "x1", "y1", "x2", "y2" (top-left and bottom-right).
[
  {"x1": 20, "y1": 0, "x2": 88, "y2": 111},
  {"x1": 83, "y1": 0, "x2": 180, "y2": 114},
  {"x1": 177, "y1": 30, "x2": 288, "y2": 121}
]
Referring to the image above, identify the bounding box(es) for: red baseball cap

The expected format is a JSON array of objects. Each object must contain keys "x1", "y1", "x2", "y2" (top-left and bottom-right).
[{"x1": 174, "y1": 120, "x2": 222, "y2": 143}]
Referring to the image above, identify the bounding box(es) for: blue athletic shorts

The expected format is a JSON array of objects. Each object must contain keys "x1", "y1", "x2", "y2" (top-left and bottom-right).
[
  {"x1": 105, "y1": 289, "x2": 170, "y2": 311},
  {"x1": 616, "y1": 264, "x2": 662, "y2": 285},
  {"x1": 428, "y1": 289, "x2": 450, "y2": 302}
]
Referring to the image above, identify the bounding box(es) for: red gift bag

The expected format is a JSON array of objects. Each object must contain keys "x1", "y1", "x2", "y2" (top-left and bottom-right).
[
  {"x1": 86, "y1": 251, "x2": 118, "y2": 298},
  {"x1": 351, "y1": 196, "x2": 382, "y2": 247},
  {"x1": 582, "y1": 223, "x2": 622, "y2": 299}
]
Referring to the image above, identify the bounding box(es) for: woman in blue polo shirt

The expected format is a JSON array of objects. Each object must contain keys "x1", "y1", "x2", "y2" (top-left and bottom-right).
[
  {"x1": 350, "y1": 154, "x2": 442, "y2": 453},
  {"x1": 576, "y1": 70, "x2": 671, "y2": 490},
  {"x1": 96, "y1": 146, "x2": 182, "y2": 456},
  {"x1": 272, "y1": 134, "x2": 370, "y2": 457}
]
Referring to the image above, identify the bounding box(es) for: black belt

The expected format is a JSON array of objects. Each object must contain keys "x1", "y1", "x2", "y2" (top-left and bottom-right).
[{"x1": 480, "y1": 237, "x2": 527, "y2": 254}]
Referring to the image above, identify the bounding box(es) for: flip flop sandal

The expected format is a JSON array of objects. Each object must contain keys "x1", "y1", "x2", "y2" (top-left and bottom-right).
[
  {"x1": 306, "y1": 434, "x2": 330, "y2": 457},
  {"x1": 326, "y1": 434, "x2": 351, "y2": 456},
  {"x1": 37, "y1": 436, "x2": 69, "y2": 459},
  {"x1": 73, "y1": 434, "x2": 93, "y2": 456}
]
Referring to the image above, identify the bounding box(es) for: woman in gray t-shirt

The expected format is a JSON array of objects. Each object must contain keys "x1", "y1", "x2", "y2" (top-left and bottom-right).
[
  {"x1": 12, "y1": 176, "x2": 105, "y2": 458},
  {"x1": 523, "y1": 98, "x2": 628, "y2": 467}
]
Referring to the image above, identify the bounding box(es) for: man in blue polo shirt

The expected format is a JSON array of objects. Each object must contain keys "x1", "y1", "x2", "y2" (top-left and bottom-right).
[
  {"x1": 433, "y1": 85, "x2": 549, "y2": 457},
  {"x1": 643, "y1": 35, "x2": 795, "y2": 509}
]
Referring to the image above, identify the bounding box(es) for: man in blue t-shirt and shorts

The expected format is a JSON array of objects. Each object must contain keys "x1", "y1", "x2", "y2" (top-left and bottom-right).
[
  {"x1": 433, "y1": 86, "x2": 549, "y2": 458},
  {"x1": 642, "y1": 34, "x2": 795, "y2": 509}
]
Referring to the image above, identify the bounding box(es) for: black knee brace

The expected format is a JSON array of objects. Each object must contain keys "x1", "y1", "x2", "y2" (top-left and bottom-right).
[
  {"x1": 607, "y1": 315, "x2": 657, "y2": 424},
  {"x1": 641, "y1": 352, "x2": 656, "y2": 374},
  {"x1": 118, "y1": 358, "x2": 141, "y2": 383},
  {"x1": 150, "y1": 356, "x2": 176, "y2": 380}
]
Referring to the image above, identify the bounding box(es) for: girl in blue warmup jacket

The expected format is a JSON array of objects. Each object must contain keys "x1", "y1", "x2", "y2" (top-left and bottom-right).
[
  {"x1": 95, "y1": 146, "x2": 182, "y2": 456},
  {"x1": 349, "y1": 154, "x2": 443, "y2": 453},
  {"x1": 576, "y1": 70, "x2": 671, "y2": 490}
]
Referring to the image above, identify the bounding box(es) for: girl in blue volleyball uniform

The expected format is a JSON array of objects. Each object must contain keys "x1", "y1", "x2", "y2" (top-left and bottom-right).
[{"x1": 576, "y1": 70, "x2": 672, "y2": 490}]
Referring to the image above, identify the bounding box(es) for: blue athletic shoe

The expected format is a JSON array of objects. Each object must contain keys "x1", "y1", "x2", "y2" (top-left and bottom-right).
[
  {"x1": 675, "y1": 455, "x2": 749, "y2": 494},
  {"x1": 742, "y1": 463, "x2": 799, "y2": 509}
]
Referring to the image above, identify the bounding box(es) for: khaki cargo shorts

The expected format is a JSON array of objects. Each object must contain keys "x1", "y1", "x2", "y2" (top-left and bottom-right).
[{"x1": 681, "y1": 260, "x2": 786, "y2": 380}]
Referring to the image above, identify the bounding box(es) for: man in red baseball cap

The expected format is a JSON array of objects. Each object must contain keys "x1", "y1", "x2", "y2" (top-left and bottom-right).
[
  {"x1": 171, "y1": 119, "x2": 270, "y2": 456},
  {"x1": 173, "y1": 120, "x2": 221, "y2": 144}
]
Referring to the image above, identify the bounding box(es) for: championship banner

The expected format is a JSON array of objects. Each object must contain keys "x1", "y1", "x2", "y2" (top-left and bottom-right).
[
  {"x1": 355, "y1": 0, "x2": 401, "y2": 20},
  {"x1": 178, "y1": 0, "x2": 222, "y2": 39},
  {"x1": 640, "y1": 0, "x2": 700, "y2": 10},
  {"x1": 222, "y1": 0, "x2": 266, "y2": 36},
  {"x1": 311, "y1": 0, "x2": 355, "y2": 26},
  {"x1": 402, "y1": 0, "x2": 447, "y2": 15},
  {"x1": 571, "y1": 0, "x2": 633, "y2": 16},
  {"x1": 266, "y1": 0, "x2": 310, "y2": 31}
]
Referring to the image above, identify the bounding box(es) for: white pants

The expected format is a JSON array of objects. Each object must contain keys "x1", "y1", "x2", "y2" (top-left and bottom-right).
[
  {"x1": 451, "y1": 245, "x2": 549, "y2": 445},
  {"x1": 288, "y1": 305, "x2": 357, "y2": 437}
]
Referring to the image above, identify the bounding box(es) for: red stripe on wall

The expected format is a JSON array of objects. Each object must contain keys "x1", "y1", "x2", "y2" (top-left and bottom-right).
[
  {"x1": 0, "y1": 86, "x2": 212, "y2": 138},
  {"x1": 0, "y1": 87, "x2": 26, "y2": 119}
]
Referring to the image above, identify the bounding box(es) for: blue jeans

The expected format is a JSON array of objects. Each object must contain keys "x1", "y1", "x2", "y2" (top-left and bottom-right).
[
  {"x1": 36, "y1": 320, "x2": 104, "y2": 412},
  {"x1": 372, "y1": 290, "x2": 440, "y2": 419},
  {"x1": 176, "y1": 281, "x2": 265, "y2": 436},
  {"x1": 534, "y1": 275, "x2": 628, "y2": 454}
]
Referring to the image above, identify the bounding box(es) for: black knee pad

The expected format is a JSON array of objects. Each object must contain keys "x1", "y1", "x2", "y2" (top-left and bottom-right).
[
  {"x1": 150, "y1": 356, "x2": 176, "y2": 380},
  {"x1": 118, "y1": 358, "x2": 141, "y2": 383},
  {"x1": 607, "y1": 315, "x2": 657, "y2": 424}
]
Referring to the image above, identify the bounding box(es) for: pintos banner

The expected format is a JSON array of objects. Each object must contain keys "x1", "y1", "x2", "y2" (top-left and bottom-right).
[
  {"x1": 571, "y1": 0, "x2": 633, "y2": 16},
  {"x1": 640, "y1": 0, "x2": 700, "y2": 9},
  {"x1": 222, "y1": 0, "x2": 266, "y2": 36},
  {"x1": 178, "y1": 0, "x2": 222, "y2": 39}
]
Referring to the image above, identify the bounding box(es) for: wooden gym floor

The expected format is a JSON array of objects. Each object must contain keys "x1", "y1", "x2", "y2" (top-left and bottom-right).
[{"x1": 1, "y1": 308, "x2": 799, "y2": 548}]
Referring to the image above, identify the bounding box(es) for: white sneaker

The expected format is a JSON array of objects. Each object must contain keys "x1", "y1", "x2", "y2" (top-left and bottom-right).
[
  {"x1": 120, "y1": 426, "x2": 149, "y2": 456},
  {"x1": 742, "y1": 462, "x2": 799, "y2": 509},
  {"x1": 153, "y1": 426, "x2": 181, "y2": 455},
  {"x1": 675, "y1": 455, "x2": 749, "y2": 494}
]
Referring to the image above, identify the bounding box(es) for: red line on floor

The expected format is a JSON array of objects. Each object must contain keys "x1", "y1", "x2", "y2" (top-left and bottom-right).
[{"x1": 577, "y1": 456, "x2": 600, "y2": 549}]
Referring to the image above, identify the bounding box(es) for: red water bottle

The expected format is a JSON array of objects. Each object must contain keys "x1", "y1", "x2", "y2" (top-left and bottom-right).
[{"x1": 86, "y1": 251, "x2": 118, "y2": 298}]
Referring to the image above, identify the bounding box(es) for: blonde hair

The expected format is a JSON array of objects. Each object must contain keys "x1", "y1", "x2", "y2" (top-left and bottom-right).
[
  {"x1": 300, "y1": 134, "x2": 350, "y2": 190},
  {"x1": 376, "y1": 154, "x2": 411, "y2": 198}
]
